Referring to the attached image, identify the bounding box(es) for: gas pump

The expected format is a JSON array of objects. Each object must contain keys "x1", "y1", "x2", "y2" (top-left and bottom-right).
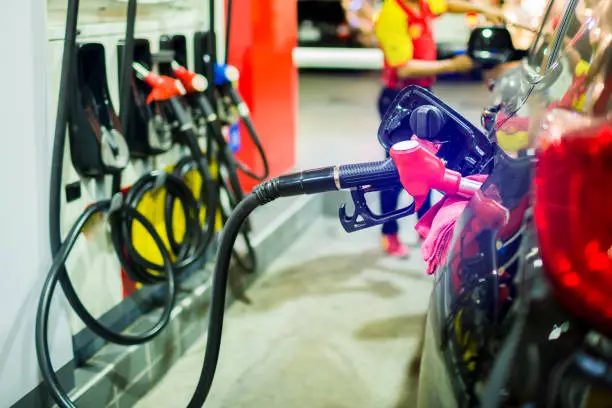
[{"x1": 37, "y1": 0, "x2": 221, "y2": 405}]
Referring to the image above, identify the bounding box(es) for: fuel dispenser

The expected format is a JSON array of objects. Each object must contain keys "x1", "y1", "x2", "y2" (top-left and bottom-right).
[{"x1": 37, "y1": 0, "x2": 221, "y2": 405}]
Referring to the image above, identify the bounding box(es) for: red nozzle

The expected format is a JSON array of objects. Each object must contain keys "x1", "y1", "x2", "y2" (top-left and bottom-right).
[
  {"x1": 171, "y1": 61, "x2": 208, "y2": 94},
  {"x1": 132, "y1": 62, "x2": 187, "y2": 103},
  {"x1": 389, "y1": 139, "x2": 482, "y2": 210}
]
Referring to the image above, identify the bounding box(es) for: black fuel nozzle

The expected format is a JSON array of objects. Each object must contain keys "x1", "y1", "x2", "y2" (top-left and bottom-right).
[{"x1": 253, "y1": 159, "x2": 407, "y2": 232}]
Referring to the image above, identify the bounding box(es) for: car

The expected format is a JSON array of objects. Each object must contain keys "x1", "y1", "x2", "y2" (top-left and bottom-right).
[{"x1": 404, "y1": 0, "x2": 612, "y2": 406}]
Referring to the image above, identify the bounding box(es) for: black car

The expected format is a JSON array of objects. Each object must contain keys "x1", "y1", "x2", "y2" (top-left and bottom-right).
[{"x1": 407, "y1": 0, "x2": 612, "y2": 406}]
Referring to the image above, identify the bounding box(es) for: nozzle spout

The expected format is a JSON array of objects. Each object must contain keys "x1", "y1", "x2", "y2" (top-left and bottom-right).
[{"x1": 131, "y1": 62, "x2": 149, "y2": 79}]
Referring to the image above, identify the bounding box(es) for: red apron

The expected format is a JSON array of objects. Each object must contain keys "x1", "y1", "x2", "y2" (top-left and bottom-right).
[{"x1": 382, "y1": 0, "x2": 438, "y2": 90}]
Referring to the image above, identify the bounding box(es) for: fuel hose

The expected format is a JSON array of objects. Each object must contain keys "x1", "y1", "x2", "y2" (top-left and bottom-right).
[
  {"x1": 113, "y1": 0, "x2": 138, "y2": 194},
  {"x1": 37, "y1": 200, "x2": 177, "y2": 408},
  {"x1": 44, "y1": 0, "x2": 175, "y2": 343},
  {"x1": 120, "y1": 71, "x2": 219, "y2": 279},
  {"x1": 187, "y1": 160, "x2": 400, "y2": 406},
  {"x1": 220, "y1": 0, "x2": 270, "y2": 181},
  {"x1": 170, "y1": 155, "x2": 256, "y2": 273},
  {"x1": 193, "y1": 91, "x2": 245, "y2": 205},
  {"x1": 221, "y1": 78, "x2": 270, "y2": 181},
  {"x1": 186, "y1": 91, "x2": 256, "y2": 271}
]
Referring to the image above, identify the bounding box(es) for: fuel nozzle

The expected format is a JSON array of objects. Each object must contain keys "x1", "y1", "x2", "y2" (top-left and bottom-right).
[
  {"x1": 389, "y1": 139, "x2": 482, "y2": 210},
  {"x1": 171, "y1": 61, "x2": 208, "y2": 94},
  {"x1": 132, "y1": 62, "x2": 187, "y2": 103},
  {"x1": 214, "y1": 63, "x2": 240, "y2": 86}
]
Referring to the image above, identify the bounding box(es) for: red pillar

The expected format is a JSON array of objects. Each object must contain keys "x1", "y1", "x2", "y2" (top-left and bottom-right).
[{"x1": 227, "y1": 0, "x2": 298, "y2": 192}]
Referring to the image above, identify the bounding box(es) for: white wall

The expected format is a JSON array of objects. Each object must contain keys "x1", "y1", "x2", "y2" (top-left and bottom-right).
[{"x1": 0, "y1": 0, "x2": 74, "y2": 406}]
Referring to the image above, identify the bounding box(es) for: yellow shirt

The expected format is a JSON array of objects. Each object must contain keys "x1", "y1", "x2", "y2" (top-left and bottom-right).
[{"x1": 374, "y1": 0, "x2": 447, "y2": 88}]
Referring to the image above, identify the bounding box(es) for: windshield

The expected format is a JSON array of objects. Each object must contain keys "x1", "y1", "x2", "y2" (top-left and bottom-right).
[
  {"x1": 493, "y1": 0, "x2": 612, "y2": 156},
  {"x1": 504, "y1": 0, "x2": 550, "y2": 49},
  {"x1": 527, "y1": 0, "x2": 572, "y2": 74}
]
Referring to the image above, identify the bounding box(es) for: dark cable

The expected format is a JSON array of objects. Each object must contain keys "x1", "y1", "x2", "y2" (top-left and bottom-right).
[
  {"x1": 224, "y1": 0, "x2": 232, "y2": 64},
  {"x1": 168, "y1": 98, "x2": 218, "y2": 258},
  {"x1": 118, "y1": 0, "x2": 138, "y2": 133},
  {"x1": 115, "y1": 172, "x2": 204, "y2": 280},
  {"x1": 186, "y1": 171, "x2": 338, "y2": 406},
  {"x1": 46, "y1": 0, "x2": 168, "y2": 340},
  {"x1": 196, "y1": 93, "x2": 245, "y2": 203},
  {"x1": 37, "y1": 201, "x2": 177, "y2": 408},
  {"x1": 225, "y1": 87, "x2": 270, "y2": 181},
  {"x1": 44, "y1": 0, "x2": 132, "y2": 360},
  {"x1": 113, "y1": 0, "x2": 138, "y2": 194},
  {"x1": 49, "y1": 0, "x2": 78, "y2": 285},
  {"x1": 187, "y1": 193, "x2": 262, "y2": 408}
]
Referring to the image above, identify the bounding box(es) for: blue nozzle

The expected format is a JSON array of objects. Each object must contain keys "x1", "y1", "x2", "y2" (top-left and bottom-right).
[{"x1": 214, "y1": 63, "x2": 240, "y2": 86}]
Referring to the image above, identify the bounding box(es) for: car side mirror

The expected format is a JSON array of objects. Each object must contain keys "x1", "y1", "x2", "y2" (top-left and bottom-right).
[{"x1": 468, "y1": 26, "x2": 528, "y2": 67}]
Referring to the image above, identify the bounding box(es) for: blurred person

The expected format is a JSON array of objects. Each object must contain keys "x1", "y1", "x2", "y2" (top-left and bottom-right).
[
  {"x1": 341, "y1": 0, "x2": 380, "y2": 46},
  {"x1": 373, "y1": 0, "x2": 505, "y2": 257}
]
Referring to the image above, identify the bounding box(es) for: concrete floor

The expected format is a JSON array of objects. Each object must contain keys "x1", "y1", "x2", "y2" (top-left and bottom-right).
[{"x1": 134, "y1": 73, "x2": 491, "y2": 408}]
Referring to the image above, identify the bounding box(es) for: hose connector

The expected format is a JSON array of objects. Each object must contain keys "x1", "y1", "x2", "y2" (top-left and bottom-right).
[{"x1": 252, "y1": 179, "x2": 281, "y2": 204}]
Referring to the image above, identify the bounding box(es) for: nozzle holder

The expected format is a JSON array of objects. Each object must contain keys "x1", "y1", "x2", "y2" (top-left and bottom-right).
[
  {"x1": 68, "y1": 42, "x2": 129, "y2": 177},
  {"x1": 117, "y1": 38, "x2": 173, "y2": 156},
  {"x1": 193, "y1": 31, "x2": 217, "y2": 102},
  {"x1": 159, "y1": 34, "x2": 188, "y2": 75}
]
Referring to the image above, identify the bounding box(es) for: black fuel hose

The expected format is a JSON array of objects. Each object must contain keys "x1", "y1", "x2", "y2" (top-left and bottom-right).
[
  {"x1": 193, "y1": 92, "x2": 245, "y2": 204},
  {"x1": 111, "y1": 95, "x2": 218, "y2": 280},
  {"x1": 221, "y1": 0, "x2": 269, "y2": 182},
  {"x1": 189, "y1": 91, "x2": 254, "y2": 238},
  {"x1": 168, "y1": 98, "x2": 218, "y2": 254},
  {"x1": 187, "y1": 193, "x2": 260, "y2": 408},
  {"x1": 224, "y1": 85, "x2": 270, "y2": 181},
  {"x1": 224, "y1": 0, "x2": 232, "y2": 65},
  {"x1": 169, "y1": 153, "x2": 256, "y2": 275},
  {"x1": 166, "y1": 156, "x2": 208, "y2": 258},
  {"x1": 113, "y1": 0, "x2": 138, "y2": 194},
  {"x1": 186, "y1": 93, "x2": 257, "y2": 269},
  {"x1": 187, "y1": 161, "x2": 400, "y2": 406},
  {"x1": 112, "y1": 171, "x2": 204, "y2": 282},
  {"x1": 37, "y1": 200, "x2": 177, "y2": 408}
]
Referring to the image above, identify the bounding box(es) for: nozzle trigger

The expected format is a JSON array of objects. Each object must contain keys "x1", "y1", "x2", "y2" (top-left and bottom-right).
[{"x1": 339, "y1": 187, "x2": 415, "y2": 233}]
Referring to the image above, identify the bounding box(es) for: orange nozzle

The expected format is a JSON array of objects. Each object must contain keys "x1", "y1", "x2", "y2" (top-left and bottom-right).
[
  {"x1": 132, "y1": 62, "x2": 187, "y2": 103},
  {"x1": 171, "y1": 61, "x2": 208, "y2": 94}
]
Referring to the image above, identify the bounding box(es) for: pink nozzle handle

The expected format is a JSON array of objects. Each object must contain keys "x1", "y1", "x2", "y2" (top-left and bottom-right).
[{"x1": 389, "y1": 140, "x2": 482, "y2": 210}]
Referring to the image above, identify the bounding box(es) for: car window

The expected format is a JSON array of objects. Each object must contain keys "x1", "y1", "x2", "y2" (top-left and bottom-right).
[
  {"x1": 494, "y1": 0, "x2": 604, "y2": 155},
  {"x1": 540, "y1": 4, "x2": 597, "y2": 107}
]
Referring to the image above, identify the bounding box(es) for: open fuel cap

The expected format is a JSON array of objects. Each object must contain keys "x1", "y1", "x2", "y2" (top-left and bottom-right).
[{"x1": 409, "y1": 105, "x2": 446, "y2": 140}]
